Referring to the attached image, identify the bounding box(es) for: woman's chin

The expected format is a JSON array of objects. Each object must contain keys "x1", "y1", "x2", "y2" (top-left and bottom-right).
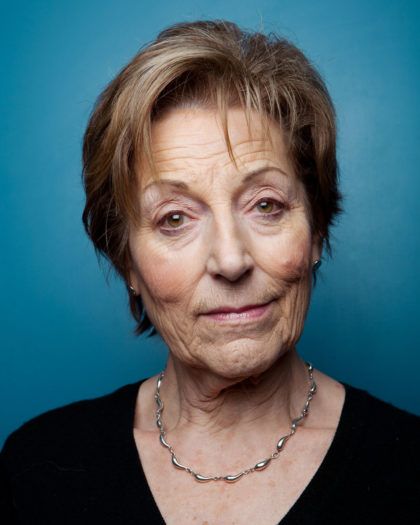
[{"x1": 193, "y1": 342, "x2": 288, "y2": 383}]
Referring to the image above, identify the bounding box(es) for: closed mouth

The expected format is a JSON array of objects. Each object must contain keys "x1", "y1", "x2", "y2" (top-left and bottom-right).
[{"x1": 201, "y1": 301, "x2": 274, "y2": 322}]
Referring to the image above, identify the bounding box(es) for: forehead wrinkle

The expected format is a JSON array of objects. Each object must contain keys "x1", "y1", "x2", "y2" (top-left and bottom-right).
[
  {"x1": 152, "y1": 135, "x2": 226, "y2": 155},
  {"x1": 154, "y1": 149, "x2": 231, "y2": 168},
  {"x1": 153, "y1": 142, "x2": 280, "y2": 173},
  {"x1": 144, "y1": 108, "x2": 294, "y2": 193},
  {"x1": 152, "y1": 130, "x2": 274, "y2": 161},
  {"x1": 146, "y1": 147, "x2": 293, "y2": 192},
  {"x1": 153, "y1": 149, "x2": 242, "y2": 179}
]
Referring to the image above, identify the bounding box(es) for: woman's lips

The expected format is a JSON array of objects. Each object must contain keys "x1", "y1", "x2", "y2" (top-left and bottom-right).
[{"x1": 201, "y1": 301, "x2": 273, "y2": 322}]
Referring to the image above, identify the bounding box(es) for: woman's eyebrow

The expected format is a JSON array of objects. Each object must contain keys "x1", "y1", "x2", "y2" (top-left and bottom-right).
[
  {"x1": 143, "y1": 166, "x2": 289, "y2": 195},
  {"x1": 242, "y1": 166, "x2": 289, "y2": 184},
  {"x1": 143, "y1": 179, "x2": 189, "y2": 193}
]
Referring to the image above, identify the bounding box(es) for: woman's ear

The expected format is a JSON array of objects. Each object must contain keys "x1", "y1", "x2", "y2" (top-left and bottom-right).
[
  {"x1": 126, "y1": 236, "x2": 140, "y2": 296},
  {"x1": 311, "y1": 233, "x2": 323, "y2": 265},
  {"x1": 127, "y1": 268, "x2": 140, "y2": 296}
]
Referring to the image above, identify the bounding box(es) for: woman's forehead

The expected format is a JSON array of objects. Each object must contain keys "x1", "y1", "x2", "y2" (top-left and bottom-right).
[
  {"x1": 151, "y1": 107, "x2": 279, "y2": 149},
  {"x1": 141, "y1": 107, "x2": 293, "y2": 184}
]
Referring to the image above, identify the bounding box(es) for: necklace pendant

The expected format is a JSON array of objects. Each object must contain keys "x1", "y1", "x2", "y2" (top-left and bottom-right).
[
  {"x1": 254, "y1": 457, "x2": 271, "y2": 471},
  {"x1": 194, "y1": 473, "x2": 216, "y2": 482},
  {"x1": 277, "y1": 435, "x2": 288, "y2": 451},
  {"x1": 223, "y1": 472, "x2": 245, "y2": 482},
  {"x1": 171, "y1": 454, "x2": 188, "y2": 470},
  {"x1": 159, "y1": 433, "x2": 171, "y2": 449}
]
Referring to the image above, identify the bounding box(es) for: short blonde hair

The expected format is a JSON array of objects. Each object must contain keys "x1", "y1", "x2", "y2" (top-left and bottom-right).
[{"x1": 82, "y1": 20, "x2": 341, "y2": 335}]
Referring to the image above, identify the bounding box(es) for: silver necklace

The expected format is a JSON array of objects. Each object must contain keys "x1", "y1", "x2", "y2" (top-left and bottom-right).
[{"x1": 155, "y1": 362, "x2": 316, "y2": 483}]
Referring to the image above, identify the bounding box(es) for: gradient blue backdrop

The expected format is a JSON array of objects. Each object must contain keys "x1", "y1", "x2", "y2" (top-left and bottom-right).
[{"x1": 1, "y1": 0, "x2": 419, "y2": 447}]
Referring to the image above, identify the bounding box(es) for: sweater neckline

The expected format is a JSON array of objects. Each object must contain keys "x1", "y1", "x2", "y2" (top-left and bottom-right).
[{"x1": 120, "y1": 379, "x2": 354, "y2": 524}]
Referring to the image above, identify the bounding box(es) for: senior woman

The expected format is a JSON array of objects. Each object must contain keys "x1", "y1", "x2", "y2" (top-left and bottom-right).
[{"x1": 1, "y1": 20, "x2": 419, "y2": 525}]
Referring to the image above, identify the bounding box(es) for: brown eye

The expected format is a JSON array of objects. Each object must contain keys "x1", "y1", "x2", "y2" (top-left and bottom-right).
[
  {"x1": 256, "y1": 201, "x2": 274, "y2": 214},
  {"x1": 166, "y1": 214, "x2": 184, "y2": 227}
]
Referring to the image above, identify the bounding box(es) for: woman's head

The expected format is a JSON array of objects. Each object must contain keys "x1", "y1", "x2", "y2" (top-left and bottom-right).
[
  {"x1": 128, "y1": 106, "x2": 320, "y2": 378},
  {"x1": 82, "y1": 20, "x2": 341, "y2": 336}
]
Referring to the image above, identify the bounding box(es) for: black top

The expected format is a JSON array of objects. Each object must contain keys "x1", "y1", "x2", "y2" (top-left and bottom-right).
[{"x1": 1, "y1": 381, "x2": 419, "y2": 524}]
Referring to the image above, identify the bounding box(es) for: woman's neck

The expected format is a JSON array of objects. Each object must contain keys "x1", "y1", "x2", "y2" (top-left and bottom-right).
[{"x1": 160, "y1": 349, "x2": 310, "y2": 436}]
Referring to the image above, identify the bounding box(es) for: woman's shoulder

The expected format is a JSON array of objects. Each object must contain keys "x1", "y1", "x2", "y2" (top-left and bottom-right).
[
  {"x1": 1, "y1": 380, "x2": 143, "y2": 471},
  {"x1": 302, "y1": 382, "x2": 420, "y2": 522},
  {"x1": 0, "y1": 381, "x2": 154, "y2": 523},
  {"x1": 342, "y1": 382, "x2": 419, "y2": 427},
  {"x1": 339, "y1": 382, "x2": 420, "y2": 460}
]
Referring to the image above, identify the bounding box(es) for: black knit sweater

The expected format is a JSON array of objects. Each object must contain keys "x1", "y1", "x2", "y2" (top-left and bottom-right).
[{"x1": 1, "y1": 381, "x2": 419, "y2": 524}]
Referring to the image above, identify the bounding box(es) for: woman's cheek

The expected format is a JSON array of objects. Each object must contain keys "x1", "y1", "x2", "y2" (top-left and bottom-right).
[
  {"x1": 262, "y1": 231, "x2": 312, "y2": 283},
  {"x1": 136, "y1": 242, "x2": 199, "y2": 304}
]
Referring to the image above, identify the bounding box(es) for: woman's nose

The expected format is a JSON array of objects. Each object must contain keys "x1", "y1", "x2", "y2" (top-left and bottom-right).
[{"x1": 205, "y1": 214, "x2": 254, "y2": 282}]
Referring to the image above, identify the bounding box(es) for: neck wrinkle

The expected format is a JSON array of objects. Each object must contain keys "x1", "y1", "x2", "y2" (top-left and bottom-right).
[{"x1": 160, "y1": 349, "x2": 309, "y2": 436}]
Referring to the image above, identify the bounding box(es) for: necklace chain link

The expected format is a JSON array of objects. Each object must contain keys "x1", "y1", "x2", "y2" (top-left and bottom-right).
[{"x1": 155, "y1": 362, "x2": 316, "y2": 483}]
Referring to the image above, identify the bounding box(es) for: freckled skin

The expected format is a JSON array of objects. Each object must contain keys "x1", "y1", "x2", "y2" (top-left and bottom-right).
[{"x1": 129, "y1": 108, "x2": 321, "y2": 382}]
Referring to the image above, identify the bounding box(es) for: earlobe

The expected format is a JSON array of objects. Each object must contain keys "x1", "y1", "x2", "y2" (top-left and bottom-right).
[
  {"x1": 312, "y1": 260, "x2": 322, "y2": 272},
  {"x1": 127, "y1": 266, "x2": 140, "y2": 297},
  {"x1": 311, "y1": 236, "x2": 323, "y2": 283},
  {"x1": 128, "y1": 284, "x2": 138, "y2": 297},
  {"x1": 311, "y1": 233, "x2": 323, "y2": 265}
]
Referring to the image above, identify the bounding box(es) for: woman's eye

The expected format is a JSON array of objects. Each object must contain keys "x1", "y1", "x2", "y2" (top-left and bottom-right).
[
  {"x1": 158, "y1": 212, "x2": 187, "y2": 231},
  {"x1": 256, "y1": 201, "x2": 274, "y2": 214},
  {"x1": 165, "y1": 213, "x2": 184, "y2": 228},
  {"x1": 254, "y1": 199, "x2": 283, "y2": 216}
]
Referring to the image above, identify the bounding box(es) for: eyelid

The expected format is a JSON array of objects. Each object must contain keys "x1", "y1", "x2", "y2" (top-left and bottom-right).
[
  {"x1": 153, "y1": 198, "x2": 199, "y2": 224},
  {"x1": 254, "y1": 196, "x2": 285, "y2": 205},
  {"x1": 157, "y1": 210, "x2": 197, "y2": 236},
  {"x1": 251, "y1": 195, "x2": 286, "y2": 211},
  {"x1": 158, "y1": 210, "x2": 190, "y2": 225},
  {"x1": 243, "y1": 182, "x2": 288, "y2": 202},
  {"x1": 148, "y1": 192, "x2": 204, "y2": 216},
  {"x1": 157, "y1": 210, "x2": 182, "y2": 224}
]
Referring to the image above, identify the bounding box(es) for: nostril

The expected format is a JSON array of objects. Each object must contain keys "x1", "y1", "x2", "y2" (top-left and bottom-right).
[
  {"x1": 214, "y1": 265, "x2": 252, "y2": 284},
  {"x1": 208, "y1": 252, "x2": 254, "y2": 282}
]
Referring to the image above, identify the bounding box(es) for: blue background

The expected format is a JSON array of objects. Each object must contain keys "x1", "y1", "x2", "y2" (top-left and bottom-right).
[{"x1": 1, "y1": 0, "x2": 419, "y2": 447}]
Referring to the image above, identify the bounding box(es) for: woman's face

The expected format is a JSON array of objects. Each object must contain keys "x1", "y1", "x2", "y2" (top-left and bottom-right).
[{"x1": 129, "y1": 108, "x2": 321, "y2": 379}]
